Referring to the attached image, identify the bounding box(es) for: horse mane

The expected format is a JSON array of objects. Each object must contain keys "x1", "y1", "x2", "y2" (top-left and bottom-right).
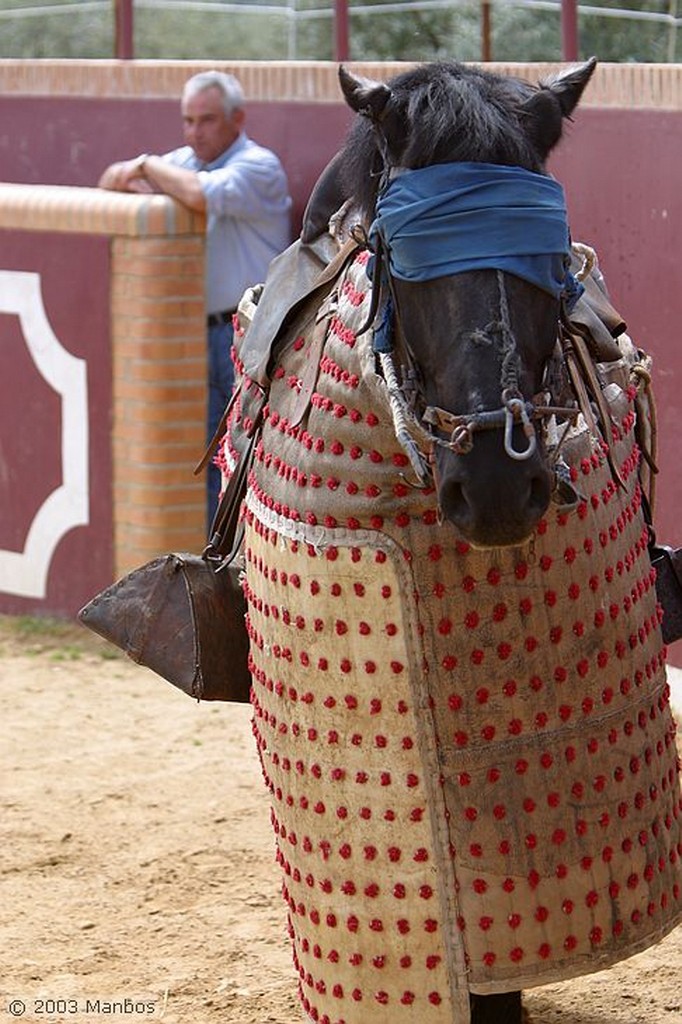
[{"x1": 340, "y1": 61, "x2": 543, "y2": 221}]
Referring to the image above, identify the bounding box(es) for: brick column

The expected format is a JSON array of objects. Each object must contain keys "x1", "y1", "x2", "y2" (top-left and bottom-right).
[{"x1": 111, "y1": 234, "x2": 206, "y2": 575}]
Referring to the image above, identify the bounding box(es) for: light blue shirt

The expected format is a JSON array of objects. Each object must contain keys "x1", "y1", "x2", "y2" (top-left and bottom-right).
[{"x1": 164, "y1": 132, "x2": 292, "y2": 314}]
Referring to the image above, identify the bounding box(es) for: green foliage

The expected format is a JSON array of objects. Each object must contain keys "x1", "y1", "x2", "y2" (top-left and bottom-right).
[
  {"x1": 0, "y1": 613, "x2": 126, "y2": 661},
  {"x1": 0, "y1": 0, "x2": 677, "y2": 62},
  {"x1": 580, "y1": 1, "x2": 676, "y2": 63},
  {"x1": 0, "y1": 2, "x2": 113, "y2": 57},
  {"x1": 347, "y1": 7, "x2": 479, "y2": 63},
  {"x1": 490, "y1": 8, "x2": 563, "y2": 61},
  {"x1": 9, "y1": 614, "x2": 72, "y2": 639},
  {"x1": 134, "y1": 6, "x2": 291, "y2": 59}
]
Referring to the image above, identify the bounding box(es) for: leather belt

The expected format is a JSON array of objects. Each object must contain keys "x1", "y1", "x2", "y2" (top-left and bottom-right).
[{"x1": 207, "y1": 308, "x2": 237, "y2": 327}]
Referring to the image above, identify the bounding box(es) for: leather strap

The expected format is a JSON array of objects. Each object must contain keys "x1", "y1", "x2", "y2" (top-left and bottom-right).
[
  {"x1": 559, "y1": 318, "x2": 625, "y2": 491},
  {"x1": 289, "y1": 290, "x2": 339, "y2": 428},
  {"x1": 194, "y1": 384, "x2": 242, "y2": 477},
  {"x1": 203, "y1": 385, "x2": 267, "y2": 562}
]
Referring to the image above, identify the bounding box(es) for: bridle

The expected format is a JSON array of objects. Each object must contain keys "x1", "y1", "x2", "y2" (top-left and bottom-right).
[
  {"x1": 420, "y1": 269, "x2": 579, "y2": 463},
  {"x1": 355, "y1": 219, "x2": 581, "y2": 481}
]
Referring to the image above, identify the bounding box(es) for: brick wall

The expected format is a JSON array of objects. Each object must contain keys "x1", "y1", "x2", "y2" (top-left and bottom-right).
[
  {"x1": 0, "y1": 58, "x2": 680, "y2": 108},
  {"x1": 110, "y1": 233, "x2": 206, "y2": 574}
]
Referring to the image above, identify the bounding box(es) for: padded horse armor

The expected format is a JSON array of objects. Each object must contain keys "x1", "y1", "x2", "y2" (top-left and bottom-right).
[{"x1": 221, "y1": 244, "x2": 682, "y2": 1024}]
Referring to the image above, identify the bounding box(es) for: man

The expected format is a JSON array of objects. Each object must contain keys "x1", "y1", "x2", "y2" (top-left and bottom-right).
[{"x1": 98, "y1": 70, "x2": 292, "y2": 526}]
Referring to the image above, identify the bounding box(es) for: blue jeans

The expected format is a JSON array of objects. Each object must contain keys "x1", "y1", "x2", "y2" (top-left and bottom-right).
[{"x1": 207, "y1": 319, "x2": 235, "y2": 530}]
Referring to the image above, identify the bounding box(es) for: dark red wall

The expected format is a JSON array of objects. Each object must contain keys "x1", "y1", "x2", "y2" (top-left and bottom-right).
[
  {"x1": 549, "y1": 110, "x2": 682, "y2": 547},
  {"x1": 0, "y1": 93, "x2": 679, "y2": 554},
  {"x1": 0, "y1": 232, "x2": 112, "y2": 616}
]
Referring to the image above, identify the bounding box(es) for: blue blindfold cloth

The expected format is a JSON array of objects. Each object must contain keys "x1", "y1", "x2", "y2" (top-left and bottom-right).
[{"x1": 369, "y1": 162, "x2": 575, "y2": 300}]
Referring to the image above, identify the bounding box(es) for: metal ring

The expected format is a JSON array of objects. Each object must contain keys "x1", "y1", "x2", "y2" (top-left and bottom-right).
[{"x1": 504, "y1": 399, "x2": 537, "y2": 461}]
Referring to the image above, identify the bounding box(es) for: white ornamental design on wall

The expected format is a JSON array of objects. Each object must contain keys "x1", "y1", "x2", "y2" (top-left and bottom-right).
[{"x1": 0, "y1": 270, "x2": 89, "y2": 599}]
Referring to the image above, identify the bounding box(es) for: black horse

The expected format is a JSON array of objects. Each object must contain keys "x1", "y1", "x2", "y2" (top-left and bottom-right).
[{"x1": 226, "y1": 57, "x2": 679, "y2": 1024}]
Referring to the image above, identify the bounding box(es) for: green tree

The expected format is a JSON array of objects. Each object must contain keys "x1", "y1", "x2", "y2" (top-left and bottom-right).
[
  {"x1": 579, "y1": 1, "x2": 676, "y2": 62},
  {"x1": 134, "y1": 4, "x2": 290, "y2": 59},
  {"x1": 0, "y1": 1, "x2": 112, "y2": 57}
]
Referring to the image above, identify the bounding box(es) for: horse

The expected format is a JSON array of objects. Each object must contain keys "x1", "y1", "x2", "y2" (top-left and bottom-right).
[{"x1": 220, "y1": 59, "x2": 682, "y2": 1024}]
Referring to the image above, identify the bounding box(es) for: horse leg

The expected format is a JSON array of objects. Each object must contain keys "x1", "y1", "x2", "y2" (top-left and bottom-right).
[{"x1": 470, "y1": 991, "x2": 523, "y2": 1024}]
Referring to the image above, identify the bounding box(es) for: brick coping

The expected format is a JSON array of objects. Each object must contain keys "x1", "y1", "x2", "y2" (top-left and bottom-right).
[
  {"x1": 0, "y1": 59, "x2": 680, "y2": 109},
  {"x1": 0, "y1": 183, "x2": 205, "y2": 237}
]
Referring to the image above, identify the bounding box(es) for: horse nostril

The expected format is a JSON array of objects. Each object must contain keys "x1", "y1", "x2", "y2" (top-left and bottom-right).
[
  {"x1": 439, "y1": 479, "x2": 473, "y2": 530},
  {"x1": 528, "y1": 470, "x2": 552, "y2": 513},
  {"x1": 438, "y1": 459, "x2": 552, "y2": 547}
]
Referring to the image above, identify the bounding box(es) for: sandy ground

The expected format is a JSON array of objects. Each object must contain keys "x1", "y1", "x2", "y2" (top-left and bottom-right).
[{"x1": 0, "y1": 615, "x2": 680, "y2": 1024}]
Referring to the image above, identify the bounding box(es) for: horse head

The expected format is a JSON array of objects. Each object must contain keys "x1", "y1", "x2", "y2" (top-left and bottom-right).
[{"x1": 336, "y1": 59, "x2": 597, "y2": 547}]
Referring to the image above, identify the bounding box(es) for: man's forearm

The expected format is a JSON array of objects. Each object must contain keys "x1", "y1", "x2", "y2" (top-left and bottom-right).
[
  {"x1": 141, "y1": 156, "x2": 206, "y2": 212},
  {"x1": 98, "y1": 154, "x2": 153, "y2": 192},
  {"x1": 98, "y1": 154, "x2": 206, "y2": 213}
]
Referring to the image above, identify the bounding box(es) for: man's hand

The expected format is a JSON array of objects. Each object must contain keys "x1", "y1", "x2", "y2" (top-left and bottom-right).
[{"x1": 98, "y1": 155, "x2": 155, "y2": 193}]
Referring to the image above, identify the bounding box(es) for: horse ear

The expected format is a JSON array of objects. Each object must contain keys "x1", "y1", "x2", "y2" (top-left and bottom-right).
[
  {"x1": 520, "y1": 57, "x2": 597, "y2": 159},
  {"x1": 338, "y1": 65, "x2": 392, "y2": 121},
  {"x1": 300, "y1": 151, "x2": 347, "y2": 244},
  {"x1": 539, "y1": 56, "x2": 598, "y2": 117}
]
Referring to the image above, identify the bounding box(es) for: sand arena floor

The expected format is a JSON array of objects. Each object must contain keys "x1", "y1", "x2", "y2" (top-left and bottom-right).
[{"x1": 0, "y1": 617, "x2": 680, "y2": 1024}]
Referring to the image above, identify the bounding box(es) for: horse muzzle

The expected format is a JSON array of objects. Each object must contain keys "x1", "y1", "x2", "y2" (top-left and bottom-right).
[{"x1": 435, "y1": 428, "x2": 553, "y2": 547}]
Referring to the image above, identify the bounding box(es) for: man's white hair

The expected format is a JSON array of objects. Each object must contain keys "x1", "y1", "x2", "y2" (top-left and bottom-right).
[{"x1": 183, "y1": 71, "x2": 245, "y2": 116}]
